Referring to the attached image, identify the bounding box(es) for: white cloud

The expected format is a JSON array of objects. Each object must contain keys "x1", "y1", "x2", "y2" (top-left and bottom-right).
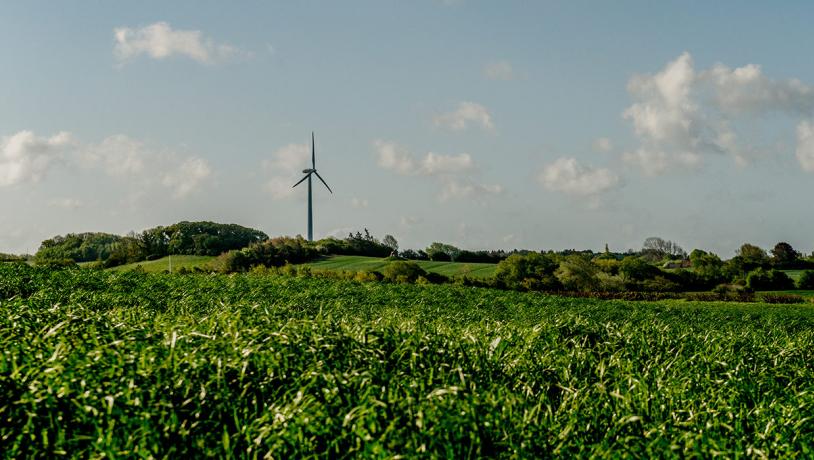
[
  {"x1": 161, "y1": 157, "x2": 212, "y2": 198},
  {"x1": 400, "y1": 216, "x2": 422, "y2": 226},
  {"x1": 351, "y1": 197, "x2": 369, "y2": 208},
  {"x1": 623, "y1": 52, "x2": 814, "y2": 175},
  {"x1": 420, "y1": 152, "x2": 474, "y2": 175},
  {"x1": 0, "y1": 131, "x2": 72, "y2": 186},
  {"x1": 539, "y1": 157, "x2": 621, "y2": 197},
  {"x1": 263, "y1": 143, "x2": 311, "y2": 199},
  {"x1": 80, "y1": 135, "x2": 146, "y2": 176},
  {"x1": 113, "y1": 22, "x2": 244, "y2": 65},
  {"x1": 48, "y1": 197, "x2": 84, "y2": 209},
  {"x1": 373, "y1": 140, "x2": 501, "y2": 202},
  {"x1": 592, "y1": 137, "x2": 613, "y2": 153},
  {"x1": 624, "y1": 52, "x2": 704, "y2": 152},
  {"x1": 78, "y1": 134, "x2": 212, "y2": 198},
  {"x1": 373, "y1": 140, "x2": 415, "y2": 175},
  {"x1": 484, "y1": 61, "x2": 515, "y2": 81},
  {"x1": 373, "y1": 141, "x2": 474, "y2": 176},
  {"x1": 796, "y1": 120, "x2": 814, "y2": 172},
  {"x1": 439, "y1": 178, "x2": 503, "y2": 202},
  {"x1": 702, "y1": 63, "x2": 814, "y2": 115},
  {"x1": 434, "y1": 102, "x2": 494, "y2": 131},
  {"x1": 621, "y1": 148, "x2": 702, "y2": 176}
]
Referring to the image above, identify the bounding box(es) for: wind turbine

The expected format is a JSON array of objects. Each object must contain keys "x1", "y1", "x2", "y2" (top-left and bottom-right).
[{"x1": 292, "y1": 132, "x2": 332, "y2": 241}]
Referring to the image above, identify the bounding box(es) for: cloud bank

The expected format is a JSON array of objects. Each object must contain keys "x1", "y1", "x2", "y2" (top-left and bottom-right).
[
  {"x1": 373, "y1": 140, "x2": 501, "y2": 202},
  {"x1": 623, "y1": 52, "x2": 814, "y2": 175}
]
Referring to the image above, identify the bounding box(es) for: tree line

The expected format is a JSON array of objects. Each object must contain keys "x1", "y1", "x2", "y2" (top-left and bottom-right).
[
  {"x1": 29, "y1": 224, "x2": 814, "y2": 294},
  {"x1": 35, "y1": 221, "x2": 268, "y2": 267}
]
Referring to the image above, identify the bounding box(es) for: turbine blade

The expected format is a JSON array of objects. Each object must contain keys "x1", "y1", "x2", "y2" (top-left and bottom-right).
[
  {"x1": 311, "y1": 132, "x2": 316, "y2": 169},
  {"x1": 314, "y1": 171, "x2": 333, "y2": 193},
  {"x1": 292, "y1": 173, "x2": 310, "y2": 188}
]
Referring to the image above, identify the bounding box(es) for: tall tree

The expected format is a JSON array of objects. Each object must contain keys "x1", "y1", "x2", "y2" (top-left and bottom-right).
[
  {"x1": 771, "y1": 242, "x2": 799, "y2": 267},
  {"x1": 382, "y1": 235, "x2": 399, "y2": 253}
]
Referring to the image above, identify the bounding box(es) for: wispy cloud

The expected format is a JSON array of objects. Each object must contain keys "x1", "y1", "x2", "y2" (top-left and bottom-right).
[
  {"x1": 483, "y1": 60, "x2": 516, "y2": 81},
  {"x1": 262, "y1": 143, "x2": 311, "y2": 199},
  {"x1": 47, "y1": 197, "x2": 84, "y2": 210},
  {"x1": 592, "y1": 137, "x2": 613, "y2": 153},
  {"x1": 796, "y1": 120, "x2": 814, "y2": 172},
  {"x1": 434, "y1": 102, "x2": 494, "y2": 132},
  {"x1": 373, "y1": 140, "x2": 501, "y2": 202},
  {"x1": 538, "y1": 157, "x2": 621, "y2": 197},
  {"x1": 351, "y1": 197, "x2": 369, "y2": 208},
  {"x1": 161, "y1": 157, "x2": 212, "y2": 198},
  {"x1": 79, "y1": 134, "x2": 212, "y2": 198},
  {"x1": 0, "y1": 131, "x2": 73, "y2": 186},
  {"x1": 113, "y1": 22, "x2": 247, "y2": 65},
  {"x1": 439, "y1": 178, "x2": 503, "y2": 202}
]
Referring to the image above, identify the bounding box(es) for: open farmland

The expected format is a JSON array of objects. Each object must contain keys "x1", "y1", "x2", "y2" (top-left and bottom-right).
[
  {"x1": 107, "y1": 255, "x2": 215, "y2": 273},
  {"x1": 1, "y1": 264, "x2": 813, "y2": 458},
  {"x1": 305, "y1": 255, "x2": 497, "y2": 279}
]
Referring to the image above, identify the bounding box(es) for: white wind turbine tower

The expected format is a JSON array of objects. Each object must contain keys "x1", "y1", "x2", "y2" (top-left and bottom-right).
[{"x1": 292, "y1": 132, "x2": 333, "y2": 241}]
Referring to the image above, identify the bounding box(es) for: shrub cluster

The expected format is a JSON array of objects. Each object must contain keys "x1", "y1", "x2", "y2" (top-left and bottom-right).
[{"x1": 746, "y1": 268, "x2": 795, "y2": 291}]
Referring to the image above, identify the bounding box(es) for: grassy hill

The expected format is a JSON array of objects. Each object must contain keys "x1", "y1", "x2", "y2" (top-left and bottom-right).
[
  {"x1": 781, "y1": 269, "x2": 805, "y2": 281},
  {"x1": 103, "y1": 254, "x2": 497, "y2": 278},
  {"x1": 108, "y1": 255, "x2": 215, "y2": 273},
  {"x1": 304, "y1": 255, "x2": 497, "y2": 279}
]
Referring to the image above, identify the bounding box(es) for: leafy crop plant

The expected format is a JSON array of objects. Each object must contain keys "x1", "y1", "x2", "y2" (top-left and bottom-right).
[{"x1": 1, "y1": 264, "x2": 813, "y2": 458}]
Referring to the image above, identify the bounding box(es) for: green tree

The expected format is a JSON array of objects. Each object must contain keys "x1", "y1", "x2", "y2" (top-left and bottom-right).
[
  {"x1": 494, "y1": 253, "x2": 561, "y2": 290},
  {"x1": 35, "y1": 232, "x2": 122, "y2": 263},
  {"x1": 555, "y1": 255, "x2": 600, "y2": 291},
  {"x1": 382, "y1": 235, "x2": 399, "y2": 253},
  {"x1": 425, "y1": 242, "x2": 461, "y2": 262},
  {"x1": 771, "y1": 242, "x2": 800, "y2": 268},
  {"x1": 641, "y1": 237, "x2": 686, "y2": 261},
  {"x1": 689, "y1": 249, "x2": 725, "y2": 281},
  {"x1": 619, "y1": 257, "x2": 658, "y2": 281},
  {"x1": 746, "y1": 268, "x2": 794, "y2": 291},
  {"x1": 142, "y1": 221, "x2": 268, "y2": 257},
  {"x1": 797, "y1": 271, "x2": 814, "y2": 289},
  {"x1": 737, "y1": 243, "x2": 768, "y2": 267}
]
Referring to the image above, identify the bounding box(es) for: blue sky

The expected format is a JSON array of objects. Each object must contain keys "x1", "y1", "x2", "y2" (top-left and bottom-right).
[{"x1": 2, "y1": 1, "x2": 813, "y2": 256}]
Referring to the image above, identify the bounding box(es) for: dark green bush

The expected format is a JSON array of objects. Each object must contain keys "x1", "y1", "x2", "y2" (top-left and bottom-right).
[
  {"x1": 495, "y1": 253, "x2": 561, "y2": 291},
  {"x1": 797, "y1": 271, "x2": 814, "y2": 289},
  {"x1": 746, "y1": 268, "x2": 795, "y2": 291},
  {"x1": 382, "y1": 261, "x2": 427, "y2": 283}
]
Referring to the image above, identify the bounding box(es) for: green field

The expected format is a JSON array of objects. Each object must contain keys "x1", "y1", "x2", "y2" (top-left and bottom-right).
[
  {"x1": 2, "y1": 264, "x2": 814, "y2": 457},
  {"x1": 107, "y1": 255, "x2": 215, "y2": 273},
  {"x1": 764, "y1": 290, "x2": 814, "y2": 298},
  {"x1": 305, "y1": 255, "x2": 497, "y2": 278},
  {"x1": 782, "y1": 269, "x2": 806, "y2": 281}
]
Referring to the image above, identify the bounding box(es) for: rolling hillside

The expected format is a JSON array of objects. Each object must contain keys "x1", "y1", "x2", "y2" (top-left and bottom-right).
[
  {"x1": 304, "y1": 255, "x2": 497, "y2": 279},
  {"x1": 108, "y1": 255, "x2": 215, "y2": 273}
]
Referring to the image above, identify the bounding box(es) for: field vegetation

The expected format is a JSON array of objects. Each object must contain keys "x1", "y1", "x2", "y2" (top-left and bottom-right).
[
  {"x1": 305, "y1": 255, "x2": 497, "y2": 279},
  {"x1": 26, "y1": 223, "x2": 814, "y2": 301},
  {"x1": 107, "y1": 255, "x2": 216, "y2": 273},
  {"x1": 1, "y1": 263, "x2": 813, "y2": 457}
]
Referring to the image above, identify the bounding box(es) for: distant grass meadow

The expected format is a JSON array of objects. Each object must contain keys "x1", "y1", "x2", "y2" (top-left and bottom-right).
[
  {"x1": 107, "y1": 255, "x2": 215, "y2": 273},
  {"x1": 305, "y1": 255, "x2": 497, "y2": 279},
  {"x1": 2, "y1": 263, "x2": 814, "y2": 457},
  {"x1": 109, "y1": 254, "x2": 498, "y2": 279}
]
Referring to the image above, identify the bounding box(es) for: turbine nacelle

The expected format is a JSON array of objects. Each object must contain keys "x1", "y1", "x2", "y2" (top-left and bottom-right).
[{"x1": 302, "y1": 168, "x2": 315, "y2": 174}]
